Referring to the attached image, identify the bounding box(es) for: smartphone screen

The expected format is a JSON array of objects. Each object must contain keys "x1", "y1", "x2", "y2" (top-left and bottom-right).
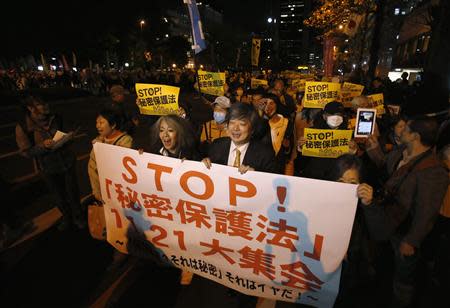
[{"x1": 356, "y1": 109, "x2": 376, "y2": 136}]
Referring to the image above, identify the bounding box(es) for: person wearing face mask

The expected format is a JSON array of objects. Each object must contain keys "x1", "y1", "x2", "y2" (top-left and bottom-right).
[
  {"x1": 201, "y1": 96, "x2": 230, "y2": 143},
  {"x1": 299, "y1": 101, "x2": 356, "y2": 180}
]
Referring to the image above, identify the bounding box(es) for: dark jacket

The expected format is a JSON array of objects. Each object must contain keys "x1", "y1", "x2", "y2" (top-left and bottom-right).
[
  {"x1": 15, "y1": 114, "x2": 76, "y2": 174},
  {"x1": 207, "y1": 137, "x2": 280, "y2": 174},
  {"x1": 362, "y1": 148, "x2": 448, "y2": 247}
]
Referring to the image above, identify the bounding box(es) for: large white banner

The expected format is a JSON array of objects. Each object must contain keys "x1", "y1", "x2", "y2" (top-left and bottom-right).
[{"x1": 94, "y1": 143, "x2": 358, "y2": 308}]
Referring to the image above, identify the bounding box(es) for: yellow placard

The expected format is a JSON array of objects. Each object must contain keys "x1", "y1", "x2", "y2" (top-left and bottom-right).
[
  {"x1": 339, "y1": 82, "x2": 365, "y2": 107},
  {"x1": 250, "y1": 78, "x2": 268, "y2": 89},
  {"x1": 302, "y1": 128, "x2": 353, "y2": 158},
  {"x1": 135, "y1": 83, "x2": 180, "y2": 115},
  {"x1": 342, "y1": 82, "x2": 364, "y2": 94},
  {"x1": 292, "y1": 79, "x2": 306, "y2": 92},
  {"x1": 367, "y1": 93, "x2": 385, "y2": 116},
  {"x1": 198, "y1": 70, "x2": 225, "y2": 96},
  {"x1": 304, "y1": 82, "x2": 341, "y2": 108}
]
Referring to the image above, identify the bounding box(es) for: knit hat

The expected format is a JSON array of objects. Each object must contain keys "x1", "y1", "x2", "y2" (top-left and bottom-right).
[{"x1": 323, "y1": 101, "x2": 344, "y2": 115}]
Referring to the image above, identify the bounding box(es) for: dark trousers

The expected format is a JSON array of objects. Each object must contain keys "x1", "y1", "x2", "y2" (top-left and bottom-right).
[
  {"x1": 391, "y1": 237, "x2": 420, "y2": 307},
  {"x1": 42, "y1": 164, "x2": 82, "y2": 224}
]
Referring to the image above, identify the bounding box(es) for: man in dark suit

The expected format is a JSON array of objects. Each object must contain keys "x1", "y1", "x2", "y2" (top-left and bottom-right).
[{"x1": 202, "y1": 103, "x2": 280, "y2": 174}]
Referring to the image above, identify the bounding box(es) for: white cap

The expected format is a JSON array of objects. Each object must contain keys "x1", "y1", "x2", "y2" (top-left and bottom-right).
[{"x1": 213, "y1": 96, "x2": 231, "y2": 109}]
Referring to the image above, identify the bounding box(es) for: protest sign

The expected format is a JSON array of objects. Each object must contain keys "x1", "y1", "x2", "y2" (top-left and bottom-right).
[
  {"x1": 198, "y1": 70, "x2": 226, "y2": 96},
  {"x1": 302, "y1": 128, "x2": 353, "y2": 158},
  {"x1": 304, "y1": 82, "x2": 341, "y2": 109},
  {"x1": 292, "y1": 79, "x2": 306, "y2": 92},
  {"x1": 251, "y1": 78, "x2": 268, "y2": 89},
  {"x1": 94, "y1": 143, "x2": 358, "y2": 308},
  {"x1": 366, "y1": 93, "x2": 385, "y2": 116},
  {"x1": 136, "y1": 83, "x2": 180, "y2": 115},
  {"x1": 339, "y1": 83, "x2": 364, "y2": 107}
]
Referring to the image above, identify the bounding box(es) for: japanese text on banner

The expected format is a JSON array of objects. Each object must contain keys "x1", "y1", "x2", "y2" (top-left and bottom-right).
[
  {"x1": 94, "y1": 143, "x2": 358, "y2": 308},
  {"x1": 292, "y1": 79, "x2": 306, "y2": 92},
  {"x1": 367, "y1": 93, "x2": 385, "y2": 116},
  {"x1": 339, "y1": 82, "x2": 364, "y2": 107},
  {"x1": 251, "y1": 78, "x2": 268, "y2": 89},
  {"x1": 302, "y1": 128, "x2": 353, "y2": 158},
  {"x1": 136, "y1": 83, "x2": 180, "y2": 115},
  {"x1": 198, "y1": 70, "x2": 225, "y2": 96},
  {"x1": 304, "y1": 82, "x2": 341, "y2": 108}
]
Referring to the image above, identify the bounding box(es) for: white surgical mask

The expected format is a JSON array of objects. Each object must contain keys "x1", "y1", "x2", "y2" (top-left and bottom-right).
[
  {"x1": 213, "y1": 111, "x2": 227, "y2": 124},
  {"x1": 326, "y1": 115, "x2": 343, "y2": 128}
]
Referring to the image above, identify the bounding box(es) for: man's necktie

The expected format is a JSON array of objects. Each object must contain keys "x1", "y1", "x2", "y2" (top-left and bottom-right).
[{"x1": 233, "y1": 148, "x2": 241, "y2": 168}]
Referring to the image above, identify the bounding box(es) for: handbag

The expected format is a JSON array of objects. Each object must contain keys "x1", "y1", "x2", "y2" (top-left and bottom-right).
[
  {"x1": 87, "y1": 135, "x2": 127, "y2": 241},
  {"x1": 88, "y1": 202, "x2": 106, "y2": 240}
]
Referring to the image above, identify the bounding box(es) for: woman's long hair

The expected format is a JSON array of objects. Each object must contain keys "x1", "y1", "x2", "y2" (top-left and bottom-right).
[{"x1": 150, "y1": 114, "x2": 198, "y2": 158}]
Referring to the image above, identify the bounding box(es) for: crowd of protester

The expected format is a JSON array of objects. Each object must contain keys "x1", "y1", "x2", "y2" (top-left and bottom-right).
[{"x1": 2, "y1": 66, "x2": 449, "y2": 308}]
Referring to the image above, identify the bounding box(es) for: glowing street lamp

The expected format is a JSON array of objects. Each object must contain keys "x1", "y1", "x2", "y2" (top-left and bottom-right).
[{"x1": 139, "y1": 20, "x2": 146, "y2": 32}]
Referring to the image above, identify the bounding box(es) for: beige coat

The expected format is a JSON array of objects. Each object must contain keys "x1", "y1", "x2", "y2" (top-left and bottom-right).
[{"x1": 88, "y1": 132, "x2": 133, "y2": 201}]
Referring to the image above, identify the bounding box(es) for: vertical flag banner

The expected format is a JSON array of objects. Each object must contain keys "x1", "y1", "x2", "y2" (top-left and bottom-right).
[
  {"x1": 184, "y1": 0, "x2": 206, "y2": 54},
  {"x1": 198, "y1": 70, "x2": 226, "y2": 96},
  {"x1": 61, "y1": 54, "x2": 70, "y2": 71},
  {"x1": 40, "y1": 53, "x2": 48, "y2": 72},
  {"x1": 72, "y1": 51, "x2": 77, "y2": 67},
  {"x1": 95, "y1": 143, "x2": 359, "y2": 308},
  {"x1": 135, "y1": 83, "x2": 180, "y2": 115},
  {"x1": 251, "y1": 38, "x2": 261, "y2": 67}
]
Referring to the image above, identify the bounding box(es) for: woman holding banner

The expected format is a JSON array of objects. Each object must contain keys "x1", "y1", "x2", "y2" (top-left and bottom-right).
[
  {"x1": 329, "y1": 154, "x2": 374, "y2": 308},
  {"x1": 88, "y1": 108, "x2": 133, "y2": 270},
  {"x1": 145, "y1": 114, "x2": 201, "y2": 285},
  {"x1": 88, "y1": 109, "x2": 133, "y2": 203},
  {"x1": 149, "y1": 114, "x2": 200, "y2": 161}
]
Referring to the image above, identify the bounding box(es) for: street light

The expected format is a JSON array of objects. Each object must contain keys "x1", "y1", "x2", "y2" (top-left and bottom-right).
[{"x1": 139, "y1": 19, "x2": 145, "y2": 32}]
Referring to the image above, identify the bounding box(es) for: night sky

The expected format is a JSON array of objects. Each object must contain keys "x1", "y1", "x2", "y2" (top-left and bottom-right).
[{"x1": 0, "y1": 0, "x2": 269, "y2": 59}]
